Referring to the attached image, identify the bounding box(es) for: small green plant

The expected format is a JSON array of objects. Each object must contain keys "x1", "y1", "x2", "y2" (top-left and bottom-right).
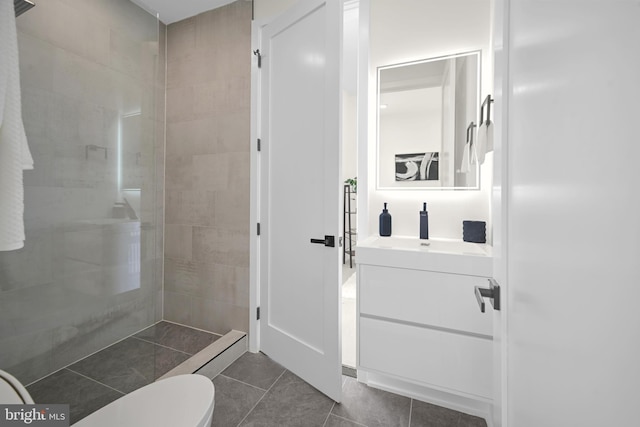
[{"x1": 344, "y1": 177, "x2": 357, "y2": 193}]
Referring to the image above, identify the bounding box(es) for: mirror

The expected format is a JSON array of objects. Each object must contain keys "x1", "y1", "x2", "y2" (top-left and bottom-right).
[{"x1": 377, "y1": 51, "x2": 480, "y2": 190}]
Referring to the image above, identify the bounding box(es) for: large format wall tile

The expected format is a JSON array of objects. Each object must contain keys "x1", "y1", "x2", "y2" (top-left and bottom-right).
[
  {"x1": 0, "y1": 0, "x2": 163, "y2": 385},
  {"x1": 164, "y1": 0, "x2": 251, "y2": 335}
]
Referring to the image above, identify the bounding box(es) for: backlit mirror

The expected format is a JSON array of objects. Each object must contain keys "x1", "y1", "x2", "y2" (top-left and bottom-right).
[{"x1": 377, "y1": 51, "x2": 480, "y2": 190}]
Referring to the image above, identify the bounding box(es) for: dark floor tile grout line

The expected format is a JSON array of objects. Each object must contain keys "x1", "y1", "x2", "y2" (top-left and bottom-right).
[
  {"x1": 25, "y1": 320, "x2": 206, "y2": 387},
  {"x1": 131, "y1": 336, "x2": 194, "y2": 356},
  {"x1": 321, "y1": 402, "x2": 336, "y2": 427},
  {"x1": 408, "y1": 399, "x2": 413, "y2": 427},
  {"x1": 64, "y1": 368, "x2": 126, "y2": 396},
  {"x1": 235, "y1": 369, "x2": 287, "y2": 427},
  {"x1": 217, "y1": 373, "x2": 272, "y2": 393},
  {"x1": 329, "y1": 414, "x2": 369, "y2": 427}
]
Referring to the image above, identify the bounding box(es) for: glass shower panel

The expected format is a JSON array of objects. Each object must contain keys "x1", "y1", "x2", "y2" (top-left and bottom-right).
[{"x1": 0, "y1": 0, "x2": 162, "y2": 385}]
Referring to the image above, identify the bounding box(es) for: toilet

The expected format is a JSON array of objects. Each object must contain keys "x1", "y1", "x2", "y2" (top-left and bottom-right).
[{"x1": 0, "y1": 370, "x2": 214, "y2": 427}]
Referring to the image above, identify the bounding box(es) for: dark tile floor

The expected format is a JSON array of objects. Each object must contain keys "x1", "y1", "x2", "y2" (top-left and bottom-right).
[
  {"x1": 25, "y1": 323, "x2": 487, "y2": 427},
  {"x1": 211, "y1": 352, "x2": 488, "y2": 427},
  {"x1": 26, "y1": 321, "x2": 220, "y2": 423}
]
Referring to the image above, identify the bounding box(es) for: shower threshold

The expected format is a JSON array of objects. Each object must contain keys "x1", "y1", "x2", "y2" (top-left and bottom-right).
[{"x1": 159, "y1": 330, "x2": 247, "y2": 380}]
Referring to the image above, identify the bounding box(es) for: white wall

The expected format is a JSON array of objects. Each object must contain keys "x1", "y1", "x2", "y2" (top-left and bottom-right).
[
  {"x1": 367, "y1": 0, "x2": 492, "y2": 239},
  {"x1": 343, "y1": 93, "x2": 358, "y2": 182},
  {"x1": 342, "y1": 2, "x2": 359, "y2": 184}
]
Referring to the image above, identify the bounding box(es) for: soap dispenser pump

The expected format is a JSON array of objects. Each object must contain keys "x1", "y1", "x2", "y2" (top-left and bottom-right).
[
  {"x1": 379, "y1": 203, "x2": 392, "y2": 236},
  {"x1": 420, "y1": 202, "x2": 429, "y2": 240}
]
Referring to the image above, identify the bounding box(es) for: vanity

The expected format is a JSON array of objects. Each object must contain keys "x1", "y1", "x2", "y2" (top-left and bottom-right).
[
  {"x1": 351, "y1": 0, "x2": 495, "y2": 418},
  {"x1": 355, "y1": 236, "x2": 493, "y2": 415}
]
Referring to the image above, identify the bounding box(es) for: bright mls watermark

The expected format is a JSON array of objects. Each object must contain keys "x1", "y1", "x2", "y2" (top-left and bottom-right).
[{"x1": 0, "y1": 405, "x2": 69, "y2": 426}]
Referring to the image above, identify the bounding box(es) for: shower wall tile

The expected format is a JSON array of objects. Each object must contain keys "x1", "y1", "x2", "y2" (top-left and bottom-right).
[
  {"x1": 0, "y1": 230, "x2": 54, "y2": 291},
  {"x1": 193, "y1": 154, "x2": 230, "y2": 191},
  {"x1": 165, "y1": 111, "x2": 250, "y2": 157},
  {"x1": 166, "y1": 85, "x2": 196, "y2": 123},
  {"x1": 167, "y1": 17, "x2": 196, "y2": 60},
  {"x1": 214, "y1": 190, "x2": 250, "y2": 232},
  {"x1": 166, "y1": 51, "x2": 214, "y2": 89},
  {"x1": 192, "y1": 298, "x2": 249, "y2": 336},
  {"x1": 214, "y1": 110, "x2": 251, "y2": 153},
  {"x1": 164, "y1": 0, "x2": 252, "y2": 335},
  {"x1": 164, "y1": 259, "x2": 199, "y2": 295},
  {"x1": 192, "y1": 227, "x2": 250, "y2": 267},
  {"x1": 0, "y1": 329, "x2": 54, "y2": 386},
  {"x1": 50, "y1": 298, "x2": 156, "y2": 374},
  {"x1": 165, "y1": 189, "x2": 216, "y2": 226},
  {"x1": 191, "y1": 77, "x2": 251, "y2": 118},
  {"x1": 1, "y1": 0, "x2": 163, "y2": 385},
  {"x1": 17, "y1": 32, "x2": 55, "y2": 92},
  {"x1": 164, "y1": 225, "x2": 193, "y2": 261},
  {"x1": 165, "y1": 154, "x2": 194, "y2": 190},
  {"x1": 165, "y1": 260, "x2": 249, "y2": 307},
  {"x1": 164, "y1": 292, "x2": 193, "y2": 325},
  {"x1": 202, "y1": 264, "x2": 250, "y2": 305}
]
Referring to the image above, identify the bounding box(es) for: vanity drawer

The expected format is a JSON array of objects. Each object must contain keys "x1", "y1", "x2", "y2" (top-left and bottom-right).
[
  {"x1": 359, "y1": 317, "x2": 492, "y2": 399},
  {"x1": 359, "y1": 265, "x2": 492, "y2": 336}
]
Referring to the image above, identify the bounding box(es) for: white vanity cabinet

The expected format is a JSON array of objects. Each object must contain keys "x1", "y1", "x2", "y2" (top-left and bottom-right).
[{"x1": 356, "y1": 236, "x2": 493, "y2": 413}]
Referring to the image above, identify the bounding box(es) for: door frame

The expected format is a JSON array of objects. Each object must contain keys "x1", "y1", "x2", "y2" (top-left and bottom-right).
[
  {"x1": 491, "y1": 0, "x2": 510, "y2": 425},
  {"x1": 249, "y1": 15, "x2": 265, "y2": 354}
]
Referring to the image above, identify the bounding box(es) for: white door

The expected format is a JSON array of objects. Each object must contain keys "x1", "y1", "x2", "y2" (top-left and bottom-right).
[
  {"x1": 500, "y1": 1, "x2": 640, "y2": 426},
  {"x1": 257, "y1": 0, "x2": 342, "y2": 402}
]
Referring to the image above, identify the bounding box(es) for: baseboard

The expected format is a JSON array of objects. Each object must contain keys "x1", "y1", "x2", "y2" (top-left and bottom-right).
[{"x1": 358, "y1": 369, "x2": 492, "y2": 424}]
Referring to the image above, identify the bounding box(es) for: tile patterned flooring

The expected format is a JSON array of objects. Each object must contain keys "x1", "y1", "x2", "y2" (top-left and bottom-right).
[
  {"x1": 212, "y1": 352, "x2": 488, "y2": 427},
  {"x1": 26, "y1": 322, "x2": 487, "y2": 427},
  {"x1": 26, "y1": 321, "x2": 220, "y2": 423}
]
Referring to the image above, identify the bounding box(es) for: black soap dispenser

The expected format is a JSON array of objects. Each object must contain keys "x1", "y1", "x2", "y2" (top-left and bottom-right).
[
  {"x1": 379, "y1": 203, "x2": 392, "y2": 236},
  {"x1": 420, "y1": 202, "x2": 429, "y2": 240}
]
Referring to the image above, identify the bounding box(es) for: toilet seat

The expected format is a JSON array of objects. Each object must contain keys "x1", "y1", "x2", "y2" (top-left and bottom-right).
[
  {"x1": 72, "y1": 374, "x2": 215, "y2": 427},
  {"x1": 0, "y1": 369, "x2": 34, "y2": 404}
]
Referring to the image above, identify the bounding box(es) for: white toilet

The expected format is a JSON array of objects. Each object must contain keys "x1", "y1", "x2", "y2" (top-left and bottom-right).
[{"x1": 0, "y1": 370, "x2": 215, "y2": 427}]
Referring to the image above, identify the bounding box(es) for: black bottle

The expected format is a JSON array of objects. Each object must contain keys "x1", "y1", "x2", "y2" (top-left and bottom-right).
[
  {"x1": 420, "y1": 202, "x2": 429, "y2": 240},
  {"x1": 379, "y1": 203, "x2": 392, "y2": 236}
]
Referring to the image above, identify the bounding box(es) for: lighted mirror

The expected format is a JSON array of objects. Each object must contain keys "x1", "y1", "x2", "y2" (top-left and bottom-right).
[{"x1": 377, "y1": 51, "x2": 480, "y2": 190}]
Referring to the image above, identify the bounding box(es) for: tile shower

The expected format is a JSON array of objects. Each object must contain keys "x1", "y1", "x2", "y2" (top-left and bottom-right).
[{"x1": 0, "y1": 0, "x2": 165, "y2": 385}]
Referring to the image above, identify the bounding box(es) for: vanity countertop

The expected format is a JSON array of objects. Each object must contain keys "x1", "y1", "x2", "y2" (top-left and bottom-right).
[{"x1": 356, "y1": 235, "x2": 492, "y2": 276}]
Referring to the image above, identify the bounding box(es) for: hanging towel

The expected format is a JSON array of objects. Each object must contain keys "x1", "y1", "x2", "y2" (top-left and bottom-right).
[
  {"x1": 0, "y1": 0, "x2": 34, "y2": 251},
  {"x1": 475, "y1": 120, "x2": 494, "y2": 165},
  {"x1": 476, "y1": 122, "x2": 487, "y2": 165},
  {"x1": 460, "y1": 141, "x2": 471, "y2": 173},
  {"x1": 485, "y1": 119, "x2": 494, "y2": 154}
]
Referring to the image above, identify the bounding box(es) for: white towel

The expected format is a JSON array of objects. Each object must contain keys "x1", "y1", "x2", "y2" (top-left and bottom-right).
[
  {"x1": 460, "y1": 141, "x2": 471, "y2": 173},
  {"x1": 0, "y1": 0, "x2": 34, "y2": 251},
  {"x1": 476, "y1": 122, "x2": 487, "y2": 165},
  {"x1": 485, "y1": 119, "x2": 494, "y2": 153},
  {"x1": 475, "y1": 120, "x2": 494, "y2": 165}
]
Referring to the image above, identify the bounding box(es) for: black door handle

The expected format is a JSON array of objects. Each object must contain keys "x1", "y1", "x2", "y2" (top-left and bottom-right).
[
  {"x1": 474, "y1": 278, "x2": 501, "y2": 313},
  {"x1": 310, "y1": 235, "x2": 335, "y2": 247}
]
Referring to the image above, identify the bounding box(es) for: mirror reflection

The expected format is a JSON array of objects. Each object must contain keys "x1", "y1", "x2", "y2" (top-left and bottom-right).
[{"x1": 377, "y1": 51, "x2": 480, "y2": 190}]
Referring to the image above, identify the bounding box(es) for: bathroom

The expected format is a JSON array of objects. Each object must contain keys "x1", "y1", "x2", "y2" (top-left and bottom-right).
[{"x1": 1, "y1": 0, "x2": 639, "y2": 426}]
